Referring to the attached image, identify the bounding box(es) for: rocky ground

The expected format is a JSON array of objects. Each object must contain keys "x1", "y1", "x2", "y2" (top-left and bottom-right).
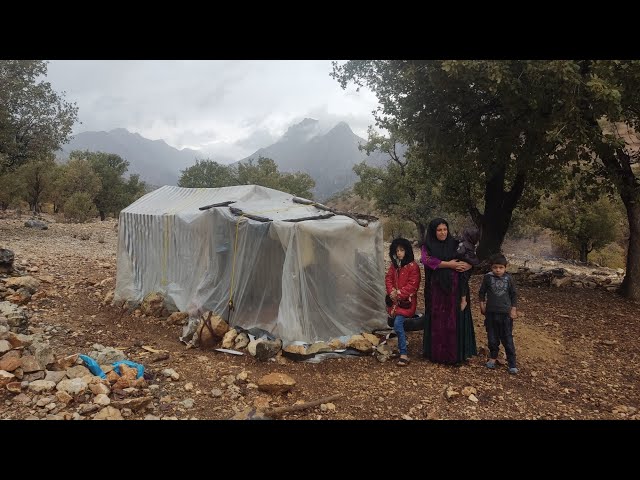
[{"x1": 1, "y1": 212, "x2": 639, "y2": 420}]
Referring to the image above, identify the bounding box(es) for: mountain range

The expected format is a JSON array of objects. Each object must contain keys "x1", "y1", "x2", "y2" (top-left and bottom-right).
[{"x1": 58, "y1": 119, "x2": 401, "y2": 199}]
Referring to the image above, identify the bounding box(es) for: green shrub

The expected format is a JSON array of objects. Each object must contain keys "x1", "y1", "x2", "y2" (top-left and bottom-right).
[{"x1": 63, "y1": 192, "x2": 97, "y2": 223}]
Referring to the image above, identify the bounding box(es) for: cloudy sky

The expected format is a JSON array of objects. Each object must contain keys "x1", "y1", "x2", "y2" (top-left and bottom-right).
[{"x1": 46, "y1": 60, "x2": 380, "y2": 163}]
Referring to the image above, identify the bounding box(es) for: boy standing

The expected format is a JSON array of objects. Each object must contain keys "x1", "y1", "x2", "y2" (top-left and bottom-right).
[{"x1": 479, "y1": 253, "x2": 519, "y2": 374}]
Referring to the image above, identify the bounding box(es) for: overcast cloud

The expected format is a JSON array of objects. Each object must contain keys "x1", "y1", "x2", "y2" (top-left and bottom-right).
[{"x1": 46, "y1": 60, "x2": 380, "y2": 163}]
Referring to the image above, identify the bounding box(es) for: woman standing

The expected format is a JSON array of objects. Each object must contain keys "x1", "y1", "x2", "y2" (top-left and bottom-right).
[{"x1": 421, "y1": 218, "x2": 477, "y2": 364}]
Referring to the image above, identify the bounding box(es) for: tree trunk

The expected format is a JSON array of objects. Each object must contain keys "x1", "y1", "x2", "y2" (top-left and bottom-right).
[
  {"x1": 620, "y1": 201, "x2": 640, "y2": 300},
  {"x1": 595, "y1": 144, "x2": 640, "y2": 300},
  {"x1": 415, "y1": 221, "x2": 426, "y2": 245},
  {"x1": 476, "y1": 163, "x2": 526, "y2": 260},
  {"x1": 477, "y1": 209, "x2": 513, "y2": 259},
  {"x1": 99, "y1": 210, "x2": 106, "y2": 221},
  {"x1": 580, "y1": 243, "x2": 588, "y2": 263}
]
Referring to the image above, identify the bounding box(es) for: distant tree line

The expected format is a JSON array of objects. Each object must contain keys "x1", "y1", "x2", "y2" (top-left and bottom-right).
[
  {"x1": 0, "y1": 60, "x2": 146, "y2": 222},
  {"x1": 178, "y1": 156, "x2": 315, "y2": 199},
  {"x1": 0, "y1": 150, "x2": 148, "y2": 221}
]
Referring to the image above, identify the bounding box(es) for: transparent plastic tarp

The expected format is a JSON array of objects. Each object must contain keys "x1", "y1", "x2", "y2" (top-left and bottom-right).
[{"x1": 115, "y1": 185, "x2": 386, "y2": 342}]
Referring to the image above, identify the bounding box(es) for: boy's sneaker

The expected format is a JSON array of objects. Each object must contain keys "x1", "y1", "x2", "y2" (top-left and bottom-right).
[
  {"x1": 485, "y1": 360, "x2": 496, "y2": 369},
  {"x1": 508, "y1": 367, "x2": 519, "y2": 374}
]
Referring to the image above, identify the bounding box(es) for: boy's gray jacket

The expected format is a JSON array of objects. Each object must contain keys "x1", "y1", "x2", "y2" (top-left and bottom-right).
[{"x1": 479, "y1": 272, "x2": 517, "y2": 313}]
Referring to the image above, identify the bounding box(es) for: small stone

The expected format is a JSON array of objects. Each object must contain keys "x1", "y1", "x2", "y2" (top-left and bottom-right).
[{"x1": 210, "y1": 388, "x2": 223, "y2": 398}]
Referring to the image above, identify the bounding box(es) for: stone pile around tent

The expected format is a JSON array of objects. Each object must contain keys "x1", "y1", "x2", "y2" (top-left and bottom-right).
[{"x1": 187, "y1": 310, "x2": 398, "y2": 363}]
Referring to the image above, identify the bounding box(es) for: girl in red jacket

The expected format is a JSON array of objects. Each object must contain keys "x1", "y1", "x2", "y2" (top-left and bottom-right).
[{"x1": 386, "y1": 237, "x2": 421, "y2": 366}]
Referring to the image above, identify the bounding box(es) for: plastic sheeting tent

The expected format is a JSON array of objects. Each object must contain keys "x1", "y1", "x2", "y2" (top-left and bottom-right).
[{"x1": 114, "y1": 185, "x2": 387, "y2": 343}]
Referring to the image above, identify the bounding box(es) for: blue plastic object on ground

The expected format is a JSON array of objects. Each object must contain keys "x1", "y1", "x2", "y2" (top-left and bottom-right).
[
  {"x1": 112, "y1": 360, "x2": 144, "y2": 379},
  {"x1": 78, "y1": 354, "x2": 107, "y2": 379}
]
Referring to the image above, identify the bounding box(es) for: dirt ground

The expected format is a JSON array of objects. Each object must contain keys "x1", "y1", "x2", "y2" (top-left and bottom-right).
[{"x1": 1, "y1": 214, "x2": 640, "y2": 420}]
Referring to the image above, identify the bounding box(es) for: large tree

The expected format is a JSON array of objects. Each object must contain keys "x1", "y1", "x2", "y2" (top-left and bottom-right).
[
  {"x1": 351, "y1": 129, "x2": 442, "y2": 241},
  {"x1": 14, "y1": 156, "x2": 57, "y2": 212},
  {"x1": 567, "y1": 61, "x2": 640, "y2": 299},
  {"x1": 58, "y1": 157, "x2": 102, "y2": 201},
  {"x1": 333, "y1": 60, "x2": 640, "y2": 299},
  {"x1": 236, "y1": 157, "x2": 315, "y2": 199},
  {"x1": 0, "y1": 60, "x2": 78, "y2": 174},
  {"x1": 537, "y1": 193, "x2": 624, "y2": 263},
  {"x1": 178, "y1": 159, "x2": 237, "y2": 188},
  {"x1": 69, "y1": 150, "x2": 146, "y2": 220},
  {"x1": 332, "y1": 60, "x2": 575, "y2": 259}
]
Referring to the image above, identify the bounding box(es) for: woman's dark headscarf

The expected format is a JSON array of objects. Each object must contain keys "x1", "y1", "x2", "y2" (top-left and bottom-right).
[
  {"x1": 389, "y1": 237, "x2": 414, "y2": 268},
  {"x1": 425, "y1": 217, "x2": 458, "y2": 293}
]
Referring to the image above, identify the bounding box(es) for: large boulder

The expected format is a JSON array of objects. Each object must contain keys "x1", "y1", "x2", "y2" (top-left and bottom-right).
[
  {"x1": 24, "y1": 219, "x2": 48, "y2": 230},
  {"x1": 3, "y1": 276, "x2": 40, "y2": 294},
  {"x1": 140, "y1": 292, "x2": 165, "y2": 317},
  {"x1": 0, "y1": 302, "x2": 29, "y2": 334},
  {"x1": 257, "y1": 373, "x2": 296, "y2": 394},
  {"x1": 195, "y1": 312, "x2": 229, "y2": 348},
  {"x1": 0, "y1": 249, "x2": 14, "y2": 273},
  {"x1": 254, "y1": 339, "x2": 283, "y2": 361}
]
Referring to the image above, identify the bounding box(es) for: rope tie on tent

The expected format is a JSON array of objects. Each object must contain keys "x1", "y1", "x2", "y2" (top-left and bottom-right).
[{"x1": 227, "y1": 215, "x2": 243, "y2": 325}]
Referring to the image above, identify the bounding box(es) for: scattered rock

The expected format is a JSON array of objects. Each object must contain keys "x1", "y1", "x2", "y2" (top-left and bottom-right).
[
  {"x1": 167, "y1": 312, "x2": 189, "y2": 326},
  {"x1": 162, "y1": 368, "x2": 180, "y2": 381},
  {"x1": 56, "y1": 378, "x2": 88, "y2": 396},
  {"x1": 257, "y1": 373, "x2": 296, "y2": 394},
  {"x1": 94, "y1": 406, "x2": 123, "y2": 420},
  {"x1": 195, "y1": 312, "x2": 229, "y2": 347},
  {"x1": 255, "y1": 338, "x2": 283, "y2": 361},
  {"x1": 210, "y1": 388, "x2": 223, "y2": 398},
  {"x1": 221, "y1": 328, "x2": 238, "y2": 349},
  {"x1": 93, "y1": 394, "x2": 111, "y2": 406},
  {"x1": 111, "y1": 396, "x2": 153, "y2": 411},
  {"x1": 27, "y1": 380, "x2": 56, "y2": 393},
  {"x1": 346, "y1": 335, "x2": 374, "y2": 353},
  {"x1": 0, "y1": 356, "x2": 21, "y2": 372},
  {"x1": 362, "y1": 333, "x2": 380, "y2": 346},
  {"x1": 461, "y1": 386, "x2": 477, "y2": 397},
  {"x1": 234, "y1": 333, "x2": 250, "y2": 350},
  {"x1": 445, "y1": 386, "x2": 460, "y2": 400}
]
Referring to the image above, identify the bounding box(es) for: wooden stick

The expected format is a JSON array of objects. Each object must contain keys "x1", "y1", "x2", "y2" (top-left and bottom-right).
[
  {"x1": 199, "y1": 201, "x2": 236, "y2": 211},
  {"x1": 263, "y1": 394, "x2": 343, "y2": 417},
  {"x1": 291, "y1": 196, "x2": 378, "y2": 225},
  {"x1": 283, "y1": 213, "x2": 335, "y2": 222},
  {"x1": 229, "y1": 206, "x2": 272, "y2": 222}
]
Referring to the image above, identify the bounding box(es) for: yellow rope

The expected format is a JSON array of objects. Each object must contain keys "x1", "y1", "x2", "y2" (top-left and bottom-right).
[
  {"x1": 227, "y1": 215, "x2": 244, "y2": 318},
  {"x1": 161, "y1": 215, "x2": 170, "y2": 287}
]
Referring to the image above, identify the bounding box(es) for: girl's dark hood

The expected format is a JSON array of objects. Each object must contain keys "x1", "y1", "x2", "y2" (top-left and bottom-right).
[{"x1": 389, "y1": 237, "x2": 414, "y2": 268}]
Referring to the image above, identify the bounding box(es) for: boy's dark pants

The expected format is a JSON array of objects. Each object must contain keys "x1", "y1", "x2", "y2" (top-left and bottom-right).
[{"x1": 485, "y1": 312, "x2": 517, "y2": 368}]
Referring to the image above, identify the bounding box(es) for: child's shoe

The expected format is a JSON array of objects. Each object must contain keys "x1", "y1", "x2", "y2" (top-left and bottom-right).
[
  {"x1": 485, "y1": 360, "x2": 496, "y2": 369},
  {"x1": 508, "y1": 367, "x2": 519, "y2": 374}
]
